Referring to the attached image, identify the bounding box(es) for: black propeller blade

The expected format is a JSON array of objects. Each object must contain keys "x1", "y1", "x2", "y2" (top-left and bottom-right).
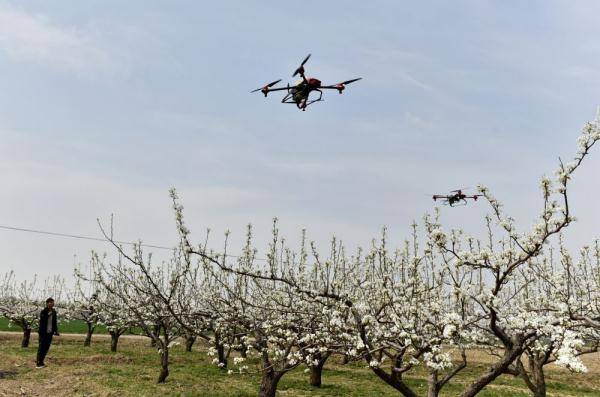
[
  {"x1": 251, "y1": 79, "x2": 282, "y2": 93},
  {"x1": 450, "y1": 187, "x2": 470, "y2": 193},
  {"x1": 292, "y1": 54, "x2": 311, "y2": 77},
  {"x1": 300, "y1": 53, "x2": 311, "y2": 66},
  {"x1": 340, "y1": 78, "x2": 362, "y2": 85}
]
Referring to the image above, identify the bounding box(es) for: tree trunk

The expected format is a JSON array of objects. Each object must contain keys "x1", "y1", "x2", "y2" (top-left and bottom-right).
[
  {"x1": 459, "y1": 346, "x2": 523, "y2": 397},
  {"x1": 532, "y1": 382, "x2": 546, "y2": 397},
  {"x1": 309, "y1": 352, "x2": 329, "y2": 387},
  {"x1": 354, "y1": 317, "x2": 418, "y2": 397},
  {"x1": 185, "y1": 335, "x2": 196, "y2": 352},
  {"x1": 214, "y1": 332, "x2": 228, "y2": 368},
  {"x1": 21, "y1": 327, "x2": 31, "y2": 348},
  {"x1": 341, "y1": 354, "x2": 349, "y2": 365},
  {"x1": 370, "y1": 366, "x2": 419, "y2": 397},
  {"x1": 157, "y1": 348, "x2": 169, "y2": 383},
  {"x1": 217, "y1": 342, "x2": 228, "y2": 368},
  {"x1": 238, "y1": 339, "x2": 248, "y2": 358},
  {"x1": 310, "y1": 364, "x2": 324, "y2": 387},
  {"x1": 84, "y1": 322, "x2": 94, "y2": 347},
  {"x1": 109, "y1": 331, "x2": 120, "y2": 352},
  {"x1": 527, "y1": 363, "x2": 546, "y2": 397},
  {"x1": 150, "y1": 324, "x2": 161, "y2": 347},
  {"x1": 259, "y1": 369, "x2": 283, "y2": 397},
  {"x1": 428, "y1": 372, "x2": 440, "y2": 397}
]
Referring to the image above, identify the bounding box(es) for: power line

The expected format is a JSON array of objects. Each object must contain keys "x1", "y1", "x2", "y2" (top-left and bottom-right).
[
  {"x1": 0, "y1": 224, "x2": 174, "y2": 250},
  {"x1": 0, "y1": 224, "x2": 265, "y2": 260}
]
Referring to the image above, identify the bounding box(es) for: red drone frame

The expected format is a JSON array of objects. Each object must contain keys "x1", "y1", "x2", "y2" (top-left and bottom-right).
[{"x1": 251, "y1": 54, "x2": 362, "y2": 111}]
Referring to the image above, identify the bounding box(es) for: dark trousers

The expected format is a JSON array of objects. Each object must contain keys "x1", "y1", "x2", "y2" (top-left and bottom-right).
[{"x1": 36, "y1": 333, "x2": 53, "y2": 365}]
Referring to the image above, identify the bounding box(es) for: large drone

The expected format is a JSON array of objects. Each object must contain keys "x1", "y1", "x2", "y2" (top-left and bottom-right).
[
  {"x1": 432, "y1": 189, "x2": 482, "y2": 207},
  {"x1": 251, "y1": 54, "x2": 362, "y2": 111}
]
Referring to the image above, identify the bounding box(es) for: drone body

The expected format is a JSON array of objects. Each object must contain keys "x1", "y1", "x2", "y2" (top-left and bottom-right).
[
  {"x1": 432, "y1": 189, "x2": 482, "y2": 207},
  {"x1": 251, "y1": 54, "x2": 362, "y2": 111}
]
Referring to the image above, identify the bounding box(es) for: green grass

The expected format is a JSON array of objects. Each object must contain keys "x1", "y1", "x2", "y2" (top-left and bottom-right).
[
  {"x1": 0, "y1": 332, "x2": 598, "y2": 396},
  {"x1": 0, "y1": 317, "x2": 143, "y2": 335}
]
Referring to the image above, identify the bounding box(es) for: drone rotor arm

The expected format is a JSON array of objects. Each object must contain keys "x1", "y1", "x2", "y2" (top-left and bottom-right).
[
  {"x1": 251, "y1": 79, "x2": 283, "y2": 92},
  {"x1": 251, "y1": 79, "x2": 283, "y2": 96},
  {"x1": 260, "y1": 86, "x2": 290, "y2": 92},
  {"x1": 322, "y1": 78, "x2": 362, "y2": 94}
]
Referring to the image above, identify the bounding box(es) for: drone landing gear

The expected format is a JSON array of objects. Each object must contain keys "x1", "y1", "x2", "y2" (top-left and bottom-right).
[
  {"x1": 281, "y1": 89, "x2": 323, "y2": 111},
  {"x1": 300, "y1": 90, "x2": 324, "y2": 111},
  {"x1": 306, "y1": 89, "x2": 323, "y2": 107},
  {"x1": 448, "y1": 201, "x2": 468, "y2": 207}
]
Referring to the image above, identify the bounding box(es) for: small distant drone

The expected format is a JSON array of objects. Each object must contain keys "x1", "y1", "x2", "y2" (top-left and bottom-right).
[
  {"x1": 251, "y1": 54, "x2": 362, "y2": 111},
  {"x1": 432, "y1": 189, "x2": 482, "y2": 207}
]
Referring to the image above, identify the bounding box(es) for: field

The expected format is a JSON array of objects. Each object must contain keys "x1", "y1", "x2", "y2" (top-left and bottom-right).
[
  {"x1": 1, "y1": 330, "x2": 599, "y2": 397},
  {"x1": 0, "y1": 318, "x2": 143, "y2": 336}
]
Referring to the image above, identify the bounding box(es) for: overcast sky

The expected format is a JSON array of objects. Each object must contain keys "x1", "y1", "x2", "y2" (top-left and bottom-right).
[{"x1": 1, "y1": 0, "x2": 600, "y2": 281}]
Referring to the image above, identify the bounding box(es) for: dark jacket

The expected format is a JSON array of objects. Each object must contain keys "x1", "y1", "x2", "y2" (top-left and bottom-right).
[{"x1": 38, "y1": 308, "x2": 59, "y2": 335}]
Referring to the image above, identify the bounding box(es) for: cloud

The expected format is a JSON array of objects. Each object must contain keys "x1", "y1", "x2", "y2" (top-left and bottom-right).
[{"x1": 0, "y1": 3, "x2": 109, "y2": 72}]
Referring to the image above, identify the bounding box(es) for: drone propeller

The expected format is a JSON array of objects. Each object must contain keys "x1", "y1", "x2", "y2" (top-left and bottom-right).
[
  {"x1": 341, "y1": 78, "x2": 362, "y2": 85},
  {"x1": 251, "y1": 79, "x2": 282, "y2": 96},
  {"x1": 334, "y1": 77, "x2": 362, "y2": 94},
  {"x1": 292, "y1": 54, "x2": 311, "y2": 77},
  {"x1": 301, "y1": 53, "x2": 311, "y2": 66},
  {"x1": 450, "y1": 187, "x2": 470, "y2": 193}
]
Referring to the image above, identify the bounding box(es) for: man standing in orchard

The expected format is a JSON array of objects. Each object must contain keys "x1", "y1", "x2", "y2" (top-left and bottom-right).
[{"x1": 36, "y1": 297, "x2": 59, "y2": 369}]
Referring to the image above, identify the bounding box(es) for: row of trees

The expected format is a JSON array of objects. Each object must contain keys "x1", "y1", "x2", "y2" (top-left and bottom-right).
[
  {"x1": 1, "y1": 115, "x2": 600, "y2": 396},
  {"x1": 0, "y1": 272, "x2": 66, "y2": 347},
  {"x1": 0, "y1": 263, "x2": 132, "y2": 352}
]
